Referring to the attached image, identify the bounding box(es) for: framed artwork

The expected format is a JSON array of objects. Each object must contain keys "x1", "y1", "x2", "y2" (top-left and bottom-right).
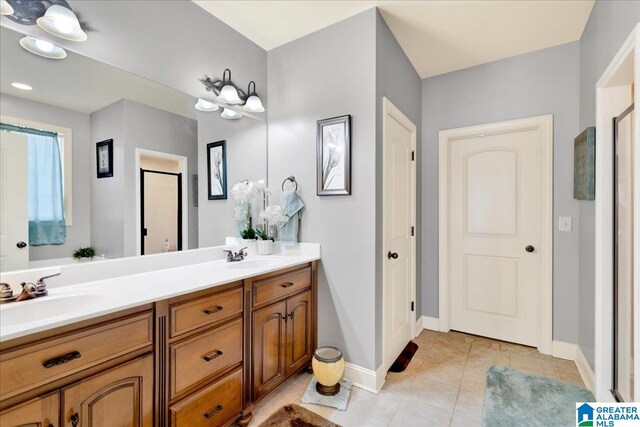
[
  {"x1": 316, "y1": 114, "x2": 351, "y2": 196},
  {"x1": 573, "y1": 127, "x2": 595, "y2": 200},
  {"x1": 96, "y1": 139, "x2": 113, "y2": 178},
  {"x1": 207, "y1": 140, "x2": 227, "y2": 200}
]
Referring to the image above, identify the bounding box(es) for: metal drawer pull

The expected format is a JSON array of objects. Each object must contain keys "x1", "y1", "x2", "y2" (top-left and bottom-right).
[
  {"x1": 280, "y1": 282, "x2": 294, "y2": 288},
  {"x1": 43, "y1": 351, "x2": 81, "y2": 369},
  {"x1": 203, "y1": 350, "x2": 224, "y2": 362},
  {"x1": 203, "y1": 305, "x2": 223, "y2": 315},
  {"x1": 203, "y1": 405, "x2": 223, "y2": 419},
  {"x1": 70, "y1": 412, "x2": 80, "y2": 427}
]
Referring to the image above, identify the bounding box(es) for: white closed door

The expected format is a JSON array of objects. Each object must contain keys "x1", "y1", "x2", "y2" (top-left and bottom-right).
[
  {"x1": 449, "y1": 127, "x2": 541, "y2": 346},
  {"x1": 383, "y1": 98, "x2": 416, "y2": 370},
  {"x1": 0, "y1": 132, "x2": 29, "y2": 272}
]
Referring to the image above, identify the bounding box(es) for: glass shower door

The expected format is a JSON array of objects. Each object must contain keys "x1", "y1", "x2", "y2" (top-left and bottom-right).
[{"x1": 613, "y1": 104, "x2": 635, "y2": 402}]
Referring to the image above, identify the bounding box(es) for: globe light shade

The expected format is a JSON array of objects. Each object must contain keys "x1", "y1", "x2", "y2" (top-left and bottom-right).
[
  {"x1": 243, "y1": 95, "x2": 265, "y2": 113},
  {"x1": 0, "y1": 0, "x2": 14, "y2": 16},
  {"x1": 195, "y1": 98, "x2": 219, "y2": 112},
  {"x1": 217, "y1": 84, "x2": 242, "y2": 105},
  {"x1": 37, "y1": 5, "x2": 87, "y2": 42},
  {"x1": 220, "y1": 108, "x2": 242, "y2": 120},
  {"x1": 20, "y1": 36, "x2": 67, "y2": 59}
]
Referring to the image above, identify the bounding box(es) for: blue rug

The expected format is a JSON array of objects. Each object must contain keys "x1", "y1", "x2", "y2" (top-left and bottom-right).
[{"x1": 482, "y1": 365, "x2": 595, "y2": 427}]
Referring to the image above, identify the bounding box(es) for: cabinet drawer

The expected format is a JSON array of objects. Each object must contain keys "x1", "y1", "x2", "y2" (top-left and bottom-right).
[
  {"x1": 170, "y1": 318, "x2": 243, "y2": 398},
  {"x1": 253, "y1": 266, "x2": 311, "y2": 307},
  {"x1": 170, "y1": 286, "x2": 243, "y2": 338},
  {"x1": 0, "y1": 311, "x2": 153, "y2": 401},
  {"x1": 170, "y1": 368, "x2": 242, "y2": 427}
]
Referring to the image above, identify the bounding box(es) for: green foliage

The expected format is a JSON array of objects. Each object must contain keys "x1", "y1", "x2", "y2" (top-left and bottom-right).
[
  {"x1": 241, "y1": 228, "x2": 256, "y2": 240},
  {"x1": 255, "y1": 228, "x2": 274, "y2": 241},
  {"x1": 73, "y1": 247, "x2": 96, "y2": 259}
]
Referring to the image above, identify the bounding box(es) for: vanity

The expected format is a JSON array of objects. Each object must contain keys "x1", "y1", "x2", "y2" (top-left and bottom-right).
[{"x1": 0, "y1": 245, "x2": 320, "y2": 427}]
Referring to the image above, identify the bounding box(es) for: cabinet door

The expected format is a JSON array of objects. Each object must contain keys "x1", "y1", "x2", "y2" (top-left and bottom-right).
[
  {"x1": 0, "y1": 391, "x2": 59, "y2": 427},
  {"x1": 61, "y1": 355, "x2": 154, "y2": 427},
  {"x1": 285, "y1": 291, "x2": 312, "y2": 375},
  {"x1": 252, "y1": 301, "x2": 287, "y2": 400}
]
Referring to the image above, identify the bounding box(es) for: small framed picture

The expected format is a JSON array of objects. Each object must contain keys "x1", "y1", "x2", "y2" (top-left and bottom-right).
[
  {"x1": 207, "y1": 140, "x2": 227, "y2": 200},
  {"x1": 317, "y1": 114, "x2": 351, "y2": 196},
  {"x1": 96, "y1": 139, "x2": 113, "y2": 178}
]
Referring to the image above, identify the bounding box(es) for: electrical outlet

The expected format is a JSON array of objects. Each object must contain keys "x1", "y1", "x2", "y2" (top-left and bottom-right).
[{"x1": 559, "y1": 216, "x2": 572, "y2": 232}]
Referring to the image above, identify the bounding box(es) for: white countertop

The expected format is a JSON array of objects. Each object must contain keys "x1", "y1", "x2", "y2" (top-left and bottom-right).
[{"x1": 0, "y1": 243, "x2": 320, "y2": 342}]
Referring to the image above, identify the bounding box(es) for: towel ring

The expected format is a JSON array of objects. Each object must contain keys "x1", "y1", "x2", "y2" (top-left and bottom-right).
[{"x1": 282, "y1": 175, "x2": 298, "y2": 192}]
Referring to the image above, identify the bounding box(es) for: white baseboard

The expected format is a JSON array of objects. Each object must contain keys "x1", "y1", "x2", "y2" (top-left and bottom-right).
[
  {"x1": 422, "y1": 316, "x2": 440, "y2": 331},
  {"x1": 552, "y1": 341, "x2": 578, "y2": 361},
  {"x1": 575, "y1": 346, "x2": 595, "y2": 393},
  {"x1": 414, "y1": 316, "x2": 423, "y2": 337},
  {"x1": 343, "y1": 362, "x2": 385, "y2": 394}
]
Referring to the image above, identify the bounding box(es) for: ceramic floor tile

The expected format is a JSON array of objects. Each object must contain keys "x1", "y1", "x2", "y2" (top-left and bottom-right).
[
  {"x1": 454, "y1": 388, "x2": 485, "y2": 421},
  {"x1": 329, "y1": 388, "x2": 401, "y2": 427},
  {"x1": 450, "y1": 414, "x2": 482, "y2": 427},
  {"x1": 388, "y1": 399, "x2": 452, "y2": 427},
  {"x1": 408, "y1": 376, "x2": 460, "y2": 412}
]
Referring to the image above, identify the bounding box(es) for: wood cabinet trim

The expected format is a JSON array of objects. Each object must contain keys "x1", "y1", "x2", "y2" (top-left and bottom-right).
[{"x1": 252, "y1": 266, "x2": 311, "y2": 309}]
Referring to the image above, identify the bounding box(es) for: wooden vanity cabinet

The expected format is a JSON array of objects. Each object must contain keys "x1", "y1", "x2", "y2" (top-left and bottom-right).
[{"x1": 0, "y1": 391, "x2": 59, "y2": 427}]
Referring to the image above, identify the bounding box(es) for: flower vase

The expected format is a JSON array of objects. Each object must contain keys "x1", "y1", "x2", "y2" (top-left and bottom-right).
[{"x1": 257, "y1": 240, "x2": 274, "y2": 255}]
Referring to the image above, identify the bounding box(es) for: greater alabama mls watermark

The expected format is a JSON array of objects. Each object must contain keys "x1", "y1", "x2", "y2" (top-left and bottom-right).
[{"x1": 577, "y1": 403, "x2": 640, "y2": 426}]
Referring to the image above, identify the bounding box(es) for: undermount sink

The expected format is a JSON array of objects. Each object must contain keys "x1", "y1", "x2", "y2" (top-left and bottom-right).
[
  {"x1": 225, "y1": 258, "x2": 281, "y2": 270},
  {"x1": 0, "y1": 293, "x2": 103, "y2": 329}
]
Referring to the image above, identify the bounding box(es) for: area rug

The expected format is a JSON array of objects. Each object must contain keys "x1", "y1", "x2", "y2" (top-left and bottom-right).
[
  {"x1": 300, "y1": 378, "x2": 352, "y2": 410},
  {"x1": 388, "y1": 341, "x2": 419, "y2": 373},
  {"x1": 258, "y1": 404, "x2": 341, "y2": 427},
  {"x1": 482, "y1": 365, "x2": 595, "y2": 427}
]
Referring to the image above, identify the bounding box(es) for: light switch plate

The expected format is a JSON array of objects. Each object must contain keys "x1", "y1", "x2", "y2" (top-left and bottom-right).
[{"x1": 559, "y1": 216, "x2": 572, "y2": 232}]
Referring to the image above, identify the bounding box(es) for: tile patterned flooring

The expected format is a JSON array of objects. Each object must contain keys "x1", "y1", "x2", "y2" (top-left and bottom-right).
[{"x1": 247, "y1": 329, "x2": 585, "y2": 427}]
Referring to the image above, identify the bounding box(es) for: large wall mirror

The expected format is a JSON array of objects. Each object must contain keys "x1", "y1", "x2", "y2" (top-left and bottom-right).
[{"x1": 0, "y1": 25, "x2": 267, "y2": 272}]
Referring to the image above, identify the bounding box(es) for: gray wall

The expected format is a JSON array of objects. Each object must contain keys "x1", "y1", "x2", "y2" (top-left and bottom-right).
[
  {"x1": 267, "y1": 9, "x2": 378, "y2": 370},
  {"x1": 421, "y1": 42, "x2": 581, "y2": 344},
  {"x1": 90, "y1": 99, "x2": 198, "y2": 258},
  {"x1": 375, "y1": 11, "x2": 423, "y2": 366},
  {"x1": 197, "y1": 113, "x2": 267, "y2": 247},
  {"x1": 1, "y1": 95, "x2": 91, "y2": 260},
  {"x1": 577, "y1": 0, "x2": 640, "y2": 369}
]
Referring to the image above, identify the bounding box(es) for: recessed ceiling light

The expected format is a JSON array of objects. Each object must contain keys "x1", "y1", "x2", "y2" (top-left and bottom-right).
[
  {"x1": 195, "y1": 98, "x2": 219, "y2": 112},
  {"x1": 19, "y1": 36, "x2": 67, "y2": 60},
  {"x1": 36, "y1": 5, "x2": 87, "y2": 42},
  {"x1": 11, "y1": 82, "x2": 33, "y2": 91}
]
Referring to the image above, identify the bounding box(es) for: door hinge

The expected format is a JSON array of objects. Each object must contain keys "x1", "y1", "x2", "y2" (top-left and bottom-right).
[
  {"x1": 411, "y1": 226, "x2": 415, "y2": 236},
  {"x1": 411, "y1": 301, "x2": 415, "y2": 312},
  {"x1": 411, "y1": 151, "x2": 415, "y2": 161}
]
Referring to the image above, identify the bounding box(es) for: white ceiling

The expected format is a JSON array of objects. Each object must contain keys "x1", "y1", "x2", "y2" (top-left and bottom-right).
[
  {"x1": 0, "y1": 27, "x2": 196, "y2": 118},
  {"x1": 194, "y1": 0, "x2": 595, "y2": 78}
]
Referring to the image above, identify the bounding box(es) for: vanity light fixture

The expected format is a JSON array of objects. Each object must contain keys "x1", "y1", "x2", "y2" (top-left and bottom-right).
[
  {"x1": 36, "y1": 4, "x2": 87, "y2": 42},
  {"x1": 11, "y1": 82, "x2": 33, "y2": 91},
  {"x1": 242, "y1": 81, "x2": 265, "y2": 113},
  {"x1": 195, "y1": 98, "x2": 219, "y2": 112},
  {"x1": 0, "y1": 0, "x2": 14, "y2": 15},
  {"x1": 220, "y1": 108, "x2": 242, "y2": 120},
  {"x1": 19, "y1": 36, "x2": 67, "y2": 59},
  {"x1": 217, "y1": 69, "x2": 242, "y2": 105}
]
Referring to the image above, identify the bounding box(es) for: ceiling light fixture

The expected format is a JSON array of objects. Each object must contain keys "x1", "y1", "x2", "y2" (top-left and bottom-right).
[
  {"x1": 36, "y1": 4, "x2": 87, "y2": 42},
  {"x1": 19, "y1": 36, "x2": 67, "y2": 59},
  {"x1": 0, "y1": 0, "x2": 14, "y2": 15},
  {"x1": 220, "y1": 108, "x2": 242, "y2": 120},
  {"x1": 195, "y1": 98, "x2": 219, "y2": 112},
  {"x1": 243, "y1": 81, "x2": 265, "y2": 113},
  {"x1": 11, "y1": 82, "x2": 33, "y2": 91}
]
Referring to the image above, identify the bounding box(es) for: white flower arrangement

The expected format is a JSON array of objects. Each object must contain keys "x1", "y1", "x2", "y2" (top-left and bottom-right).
[
  {"x1": 259, "y1": 205, "x2": 288, "y2": 225},
  {"x1": 231, "y1": 179, "x2": 268, "y2": 203}
]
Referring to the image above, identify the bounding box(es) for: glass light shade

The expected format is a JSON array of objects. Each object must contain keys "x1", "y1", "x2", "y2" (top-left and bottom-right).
[
  {"x1": 0, "y1": 0, "x2": 14, "y2": 15},
  {"x1": 37, "y1": 5, "x2": 87, "y2": 42},
  {"x1": 19, "y1": 36, "x2": 67, "y2": 59},
  {"x1": 220, "y1": 108, "x2": 242, "y2": 120},
  {"x1": 11, "y1": 82, "x2": 32, "y2": 91},
  {"x1": 195, "y1": 98, "x2": 219, "y2": 112},
  {"x1": 217, "y1": 84, "x2": 242, "y2": 104},
  {"x1": 243, "y1": 95, "x2": 265, "y2": 113}
]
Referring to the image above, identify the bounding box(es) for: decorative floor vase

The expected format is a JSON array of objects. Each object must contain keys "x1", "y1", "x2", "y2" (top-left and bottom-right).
[{"x1": 312, "y1": 346, "x2": 344, "y2": 396}]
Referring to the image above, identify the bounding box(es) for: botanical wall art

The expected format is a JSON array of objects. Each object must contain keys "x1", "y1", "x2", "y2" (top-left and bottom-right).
[
  {"x1": 96, "y1": 139, "x2": 113, "y2": 178},
  {"x1": 207, "y1": 140, "x2": 227, "y2": 200},
  {"x1": 316, "y1": 114, "x2": 351, "y2": 196},
  {"x1": 573, "y1": 127, "x2": 595, "y2": 200}
]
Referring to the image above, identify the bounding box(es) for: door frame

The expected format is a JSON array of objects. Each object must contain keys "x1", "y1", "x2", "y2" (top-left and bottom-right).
[
  {"x1": 140, "y1": 169, "x2": 183, "y2": 255},
  {"x1": 135, "y1": 148, "x2": 188, "y2": 256},
  {"x1": 594, "y1": 24, "x2": 640, "y2": 401},
  {"x1": 438, "y1": 115, "x2": 554, "y2": 355},
  {"x1": 381, "y1": 97, "x2": 417, "y2": 372}
]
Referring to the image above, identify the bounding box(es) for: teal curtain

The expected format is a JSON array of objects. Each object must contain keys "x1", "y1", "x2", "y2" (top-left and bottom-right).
[{"x1": 0, "y1": 123, "x2": 66, "y2": 245}]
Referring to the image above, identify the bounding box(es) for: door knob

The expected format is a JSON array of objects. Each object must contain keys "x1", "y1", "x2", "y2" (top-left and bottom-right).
[
  {"x1": 525, "y1": 245, "x2": 535, "y2": 253},
  {"x1": 387, "y1": 251, "x2": 399, "y2": 260},
  {"x1": 16, "y1": 241, "x2": 27, "y2": 249}
]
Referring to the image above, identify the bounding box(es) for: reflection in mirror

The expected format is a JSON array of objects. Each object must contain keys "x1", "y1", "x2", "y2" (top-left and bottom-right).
[{"x1": 0, "y1": 26, "x2": 267, "y2": 272}]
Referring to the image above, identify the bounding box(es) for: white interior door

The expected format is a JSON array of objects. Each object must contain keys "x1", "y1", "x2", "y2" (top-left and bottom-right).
[
  {"x1": 383, "y1": 98, "x2": 416, "y2": 370},
  {"x1": 0, "y1": 132, "x2": 29, "y2": 271},
  {"x1": 142, "y1": 171, "x2": 180, "y2": 255},
  {"x1": 448, "y1": 125, "x2": 544, "y2": 346}
]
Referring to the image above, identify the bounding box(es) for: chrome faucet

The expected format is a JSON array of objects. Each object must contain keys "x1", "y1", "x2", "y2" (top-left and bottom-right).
[
  {"x1": 0, "y1": 273, "x2": 60, "y2": 304},
  {"x1": 223, "y1": 247, "x2": 248, "y2": 262}
]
